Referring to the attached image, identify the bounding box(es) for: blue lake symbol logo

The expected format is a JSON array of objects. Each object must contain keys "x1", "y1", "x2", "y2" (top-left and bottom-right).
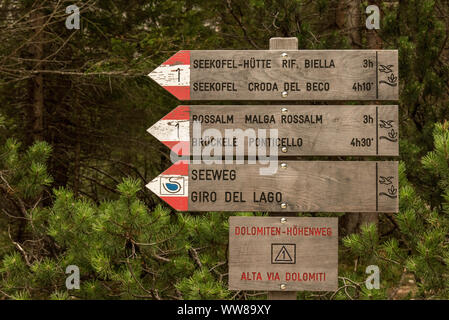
[{"x1": 161, "y1": 177, "x2": 184, "y2": 195}]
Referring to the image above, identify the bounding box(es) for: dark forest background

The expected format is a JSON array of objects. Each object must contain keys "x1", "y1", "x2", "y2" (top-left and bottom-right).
[{"x1": 0, "y1": 0, "x2": 448, "y2": 299}]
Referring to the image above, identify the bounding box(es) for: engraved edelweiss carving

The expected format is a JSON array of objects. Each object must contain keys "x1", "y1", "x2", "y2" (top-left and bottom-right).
[
  {"x1": 379, "y1": 64, "x2": 398, "y2": 87},
  {"x1": 379, "y1": 176, "x2": 397, "y2": 199},
  {"x1": 379, "y1": 120, "x2": 398, "y2": 142}
]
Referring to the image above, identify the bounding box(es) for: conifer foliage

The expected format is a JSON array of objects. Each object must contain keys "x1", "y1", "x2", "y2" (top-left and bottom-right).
[
  {"x1": 343, "y1": 122, "x2": 449, "y2": 299},
  {"x1": 0, "y1": 140, "x2": 231, "y2": 299},
  {"x1": 1, "y1": 0, "x2": 449, "y2": 300}
]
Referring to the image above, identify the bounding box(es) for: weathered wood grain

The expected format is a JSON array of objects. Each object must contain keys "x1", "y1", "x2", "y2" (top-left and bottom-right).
[
  {"x1": 269, "y1": 37, "x2": 298, "y2": 50},
  {"x1": 266, "y1": 36, "x2": 301, "y2": 300},
  {"x1": 187, "y1": 105, "x2": 399, "y2": 156},
  {"x1": 228, "y1": 216, "x2": 338, "y2": 291},
  {"x1": 186, "y1": 161, "x2": 398, "y2": 212},
  {"x1": 189, "y1": 50, "x2": 398, "y2": 100}
]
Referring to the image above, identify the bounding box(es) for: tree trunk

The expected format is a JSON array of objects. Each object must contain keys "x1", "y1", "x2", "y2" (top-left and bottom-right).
[
  {"x1": 362, "y1": 1, "x2": 383, "y2": 229},
  {"x1": 336, "y1": 0, "x2": 362, "y2": 48},
  {"x1": 29, "y1": 8, "x2": 45, "y2": 142},
  {"x1": 337, "y1": 0, "x2": 379, "y2": 234},
  {"x1": 366, "y1": 1, "x2": 383, "y2": 50}
]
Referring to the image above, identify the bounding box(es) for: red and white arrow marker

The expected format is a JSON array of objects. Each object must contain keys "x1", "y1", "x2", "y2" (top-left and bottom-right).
[
  {"x1": 146, "y1": 161, "x2": 399, "y2": 213},
  {"x1": 146, "y1": 161, "x2": 189, "y2": 211},
  {"x1": 148, "y1": 51, "x2": 190, "y2": 100},
  {"x1": 148, "y1": 50, "x2": 398, "y2": 101},
  {"x1": 148, "y1": 105, "x2": 399, "y2": 157},
  {"x1": 147, "y1": 105, "x2": 190, "y2": 156}
]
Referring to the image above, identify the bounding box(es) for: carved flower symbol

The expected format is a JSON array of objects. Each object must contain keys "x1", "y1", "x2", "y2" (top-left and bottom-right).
[
  {"x1": 388, "y1": 129, "x2": 398, "y2": 139},
  {"x1": 388, "y1": 73, "x2": 398, "y2": 84},
  {"x1": 388, "y1": 185, "x2": 397, "y2": 196}
]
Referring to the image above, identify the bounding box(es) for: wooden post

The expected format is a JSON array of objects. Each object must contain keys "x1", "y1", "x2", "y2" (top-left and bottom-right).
[{"x1": 268, "y1": 37, "x2": 298, "y2": 300}]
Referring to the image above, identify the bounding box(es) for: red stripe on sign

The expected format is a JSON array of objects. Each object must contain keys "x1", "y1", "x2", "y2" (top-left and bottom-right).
[
  {"x1": 162, "y1": 50, "x2": 190, "y2": 66},
  {"x1": 162, "y1": 161, "x2": 189, "y2": 176},
  {"x1": 164, "y1": 86, "x2": 190, "y2": 100},
  {"x1": 161, "y1": 196, "x2": 188, "y2": 211},
  {"x1": 162, "y1": 141, "x2": 190, "y2": 156},
  {"x1": 162, "y1": 105, "x2": 190, "y2": 120}
]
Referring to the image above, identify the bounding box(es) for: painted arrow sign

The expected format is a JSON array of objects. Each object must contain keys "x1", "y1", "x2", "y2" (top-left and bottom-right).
[
  {"x1": 146, "y1": 161, "x2": 398, "y2": 213},
  {"x1": 148, "y1": 50, "x2": 398, "y2": 101},
  {"x1": 148, "y1": 105, "x2": 399, "y2": 156}
]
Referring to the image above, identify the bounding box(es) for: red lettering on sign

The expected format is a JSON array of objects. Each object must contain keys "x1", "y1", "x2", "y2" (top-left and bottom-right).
[
  {"x1": 267, "y1": 272, "x2": 280, "y2": 281},
  {"x1": 233, "y1": 225, "x2": 333, "y2": 237},
  {"x1": 233, "y1": 226, "x2": 282, "y2": 236},
  {"x1": 241, "y1": 272, "x2": 262, "y2": 281},
  {"x1": 286, "y1": 226, "x2": 332, "y2": 236},
  {"x1": 285, "y1": 272, "x2": 326, "y2": 282}
]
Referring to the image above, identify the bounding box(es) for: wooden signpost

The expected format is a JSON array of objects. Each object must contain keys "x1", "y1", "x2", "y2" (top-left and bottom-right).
[
  {"x1": 148, "y1": 105, "x2": 399, "y2": 156},
  {"x1": 146, "y1": 37, "x2": 400, "y2": 299},
  {"x1": 148, "y1": 49, "x2": 398, "y2": 101},
  {"x1": 146, "y1": 160, "x2": 398, "y2": 213},
  {"x1": 228, "y1": 216, "x2": 338, "y2": 291}
]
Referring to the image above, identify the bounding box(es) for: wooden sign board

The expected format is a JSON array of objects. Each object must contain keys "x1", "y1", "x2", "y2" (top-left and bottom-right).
[
  {"x1": 148, "y1": 50, "x2": 398, "y2": 101},
  {"x1": 146, "y1": 161, "x2": 398, "y2": 212},
  {"x1": 148, "y1": 105, "x2": 399, "y2": 156},
  {"x1": 228, "y1": 216, "x2": 338, "y2": 291}
]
